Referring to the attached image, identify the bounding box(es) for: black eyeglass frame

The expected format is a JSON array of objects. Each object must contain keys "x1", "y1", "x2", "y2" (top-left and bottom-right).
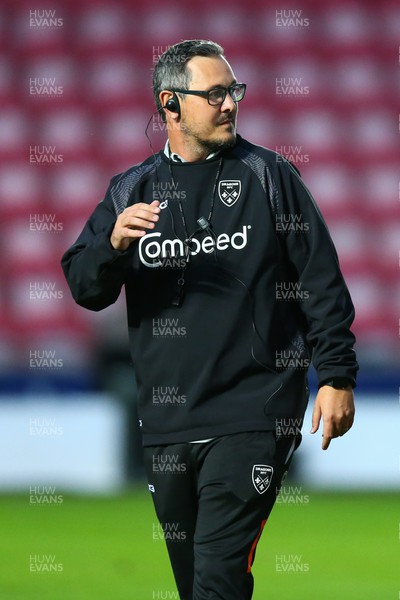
[{"x1": 170, "y1": 83, "x2": 247, "y2": 106}]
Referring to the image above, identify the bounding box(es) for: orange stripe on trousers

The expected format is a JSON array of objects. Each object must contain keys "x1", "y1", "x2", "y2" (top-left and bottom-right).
[{"x1": 247, "y1": 519, "x2": 267, "y2": 573}]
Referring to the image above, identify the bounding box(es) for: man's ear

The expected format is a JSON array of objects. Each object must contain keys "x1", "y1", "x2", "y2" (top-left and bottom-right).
[{"x1": 159, "y1": 91, "x2": 180, "y2": 120}]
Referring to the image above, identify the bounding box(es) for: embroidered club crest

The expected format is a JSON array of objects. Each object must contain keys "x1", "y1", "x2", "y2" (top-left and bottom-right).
[
  {"x1": 252, "y1": 465, "x2": 274, "y2": 494},
  {"x1": 218, "y1": 180, "x2": 241, "y2": 206}
]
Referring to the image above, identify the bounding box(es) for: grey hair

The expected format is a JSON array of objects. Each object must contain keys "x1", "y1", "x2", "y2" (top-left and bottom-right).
[{"x1": 153, "y1": 39, "x2": 224, "y2": 120}]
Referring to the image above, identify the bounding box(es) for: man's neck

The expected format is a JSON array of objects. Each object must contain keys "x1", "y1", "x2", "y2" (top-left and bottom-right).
[{"x1": 165, "y1": 140, "x2": 219, "y2": 163}]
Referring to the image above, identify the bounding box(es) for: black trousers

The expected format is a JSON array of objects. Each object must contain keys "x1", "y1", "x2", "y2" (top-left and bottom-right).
[{"x1": 143, "y1": 431, "x2": 300, "y2": 600}]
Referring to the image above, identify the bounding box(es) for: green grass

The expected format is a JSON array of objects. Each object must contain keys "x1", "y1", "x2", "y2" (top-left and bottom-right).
[{"x1": 0, "y1": 489, "x2": 398, "y2": 599}]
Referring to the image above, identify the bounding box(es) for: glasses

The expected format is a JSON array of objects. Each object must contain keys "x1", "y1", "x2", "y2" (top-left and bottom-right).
[{"x1": 171, "y1": 83, "x2": 247, "y2": 106}]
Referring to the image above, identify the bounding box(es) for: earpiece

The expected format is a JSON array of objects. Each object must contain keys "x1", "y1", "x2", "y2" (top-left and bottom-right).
[{"x1": 163, "y1": 93, "x2": 180, "y2": 117}]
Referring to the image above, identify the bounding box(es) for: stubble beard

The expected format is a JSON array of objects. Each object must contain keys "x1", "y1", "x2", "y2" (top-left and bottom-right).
[{"x1": 180, "y1": 120, "x2": 237, "y2": 156}]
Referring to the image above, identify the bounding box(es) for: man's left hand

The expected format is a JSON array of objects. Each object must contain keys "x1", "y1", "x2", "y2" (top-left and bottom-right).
[{"x1": 310, "y1": 386, "x2": 355, "y2": 450}]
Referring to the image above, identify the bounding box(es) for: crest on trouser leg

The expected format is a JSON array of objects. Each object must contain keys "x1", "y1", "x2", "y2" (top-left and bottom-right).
[{"x1": 252, "y1": 465, "x2": 274, "y2": 494}]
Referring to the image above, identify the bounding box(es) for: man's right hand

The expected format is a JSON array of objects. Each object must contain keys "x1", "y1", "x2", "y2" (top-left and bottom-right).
[{"x1": 110, "y1": 200, "x2": 160, "y2": 251}]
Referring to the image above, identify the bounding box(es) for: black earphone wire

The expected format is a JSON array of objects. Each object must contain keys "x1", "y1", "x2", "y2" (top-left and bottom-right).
[
  {"x1": 206, "y1": 226, "x2": 278, "y2": 375},
  {"x1": 166, "y1": 157, "x2": 223, "y2": 305},
  {"x1": 208, "y1": 228, "x2": 284, "y2": 406},
  {"x1": 167, "y1": 157, "x2": 222, "y2": 247},
  {"x1": 144, "y1": 108, "x2": 166, "y2": 159}
]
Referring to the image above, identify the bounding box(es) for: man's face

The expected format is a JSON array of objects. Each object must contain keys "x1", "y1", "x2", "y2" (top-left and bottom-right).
[{"x1": 178, "y1": 55, "x2": 239, "y2": 154}]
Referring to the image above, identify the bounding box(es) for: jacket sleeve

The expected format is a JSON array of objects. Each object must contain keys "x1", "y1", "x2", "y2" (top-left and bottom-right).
[
  {"x1": 275, "y1": 159, "x2": 359, "y2": 387},
  {"x1": 61, "y1": 179, "x2": 132, "y2": 311}
]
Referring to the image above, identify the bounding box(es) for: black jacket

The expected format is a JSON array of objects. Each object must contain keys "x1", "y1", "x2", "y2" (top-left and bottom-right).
[{"x1": 61, "y1": 135, "x2": 358, "y2": 445}]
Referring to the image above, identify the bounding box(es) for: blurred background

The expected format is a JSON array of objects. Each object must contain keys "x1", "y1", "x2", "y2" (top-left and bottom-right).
[{"x1": 0, "y1": 0, "x2": 398, "y2": 598}]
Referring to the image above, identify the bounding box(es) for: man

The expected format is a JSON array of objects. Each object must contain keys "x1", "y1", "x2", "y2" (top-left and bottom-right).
[{"x1": 62, "y1": 40, "x2": 357, "y2": 600}]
